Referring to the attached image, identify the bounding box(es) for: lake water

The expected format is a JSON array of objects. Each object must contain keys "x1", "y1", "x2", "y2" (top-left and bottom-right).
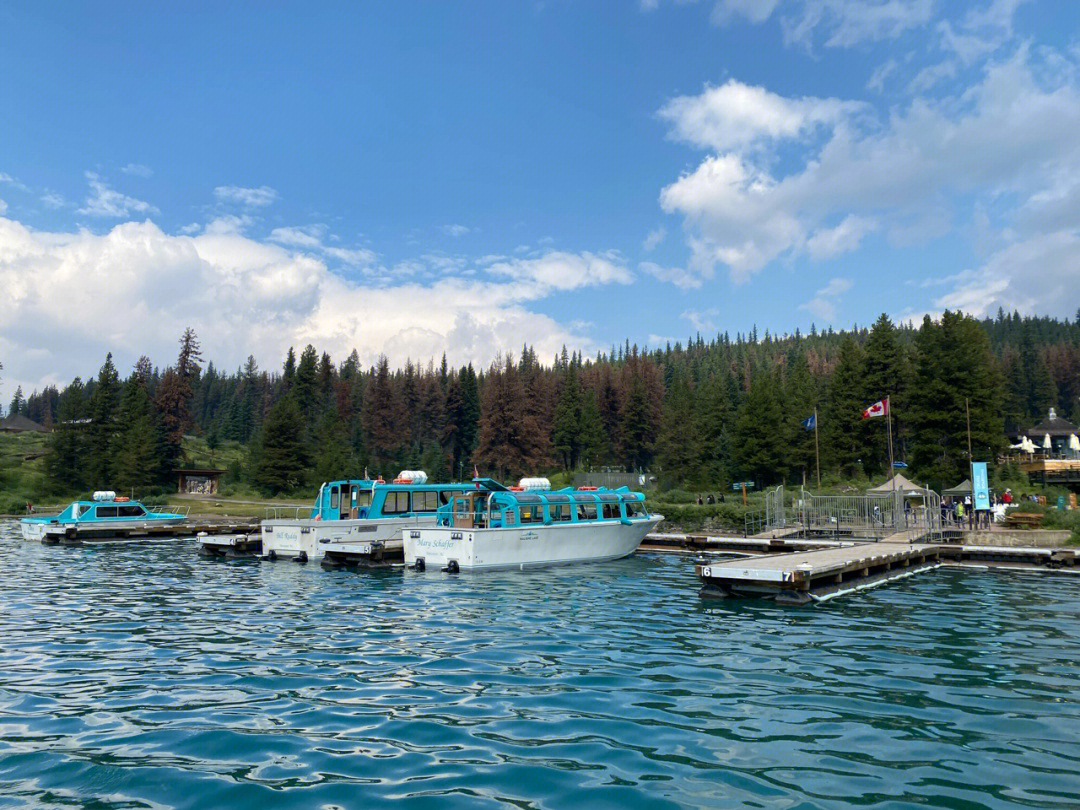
[{"x1": 1, "y1": 521, "x2": 1079, "y2": 809}]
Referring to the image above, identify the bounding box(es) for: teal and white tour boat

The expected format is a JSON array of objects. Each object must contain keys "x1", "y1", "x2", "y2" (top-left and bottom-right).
[
  {"x1": 405, "y1": 478, "x2": 662, "y2": 572},
  {"x1": 20, "y1": 491, "x2": 187, "y2": 543}
]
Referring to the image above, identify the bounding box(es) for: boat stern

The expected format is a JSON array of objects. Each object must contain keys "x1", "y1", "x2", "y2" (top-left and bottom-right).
[{"x1": 405, "y1": 528, "x2": 475, "y2": 570}]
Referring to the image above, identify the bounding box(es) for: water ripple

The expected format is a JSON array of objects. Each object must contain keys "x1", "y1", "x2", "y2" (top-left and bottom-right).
[{"x1": 1, "y1": 521, "x2": 1080, "y2": 808}]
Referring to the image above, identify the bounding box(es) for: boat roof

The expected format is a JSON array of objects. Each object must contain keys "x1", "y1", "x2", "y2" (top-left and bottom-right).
[{"x1": 324, "y1": 478, "x2": 469, "y2": 490}]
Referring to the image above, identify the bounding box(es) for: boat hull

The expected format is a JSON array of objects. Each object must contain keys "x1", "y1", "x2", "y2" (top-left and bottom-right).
[
  {"x1": 405, "y1": 517, "x2": 663, "y2": 571},
  {"x1": 21, "y1": 517, "x2": 187, "y2": 542},
  {"x1": 261, "y1": 514, "x2": 442, "y2": 561}
]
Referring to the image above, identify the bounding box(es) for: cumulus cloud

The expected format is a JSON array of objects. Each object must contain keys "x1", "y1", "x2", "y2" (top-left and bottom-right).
[
  {"x1": 213, "y1": 185, "x2": 278, "y2": 207},
  {"x1": 77, "y1": 172, "x2": 158, "y2": 218},
  {"x1": 799, "y1": 277, "x2": 852, "y2": 321},
  {"x1": 0, "y1": 214, "x2": 631, "y2": 394},
  {"x1": 659, "y1": 80, "x2": 864, "y2": 152},
  {"x1": 805, "y1": 215, "x2": 878, "y2": 260},
  {"x1": 269, "y1": 224, "x2": 377, "y2": 268},
  {"x1": 660, "y1": 46, "x2": 1080, "y2": 281},
  {"x1": 926, "y1": 230, "x2": 1080, "y2": 319}
]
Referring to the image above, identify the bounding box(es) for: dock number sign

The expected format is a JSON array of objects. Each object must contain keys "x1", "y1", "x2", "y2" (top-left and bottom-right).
[{"x1": 971, "y1": 461, "x2": 990, "y2": 511}]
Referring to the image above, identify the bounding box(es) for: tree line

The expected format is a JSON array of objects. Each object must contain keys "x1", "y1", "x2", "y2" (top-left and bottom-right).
[{"x1": 7, "y1": 309, "x2": 1080, "y2": 495}]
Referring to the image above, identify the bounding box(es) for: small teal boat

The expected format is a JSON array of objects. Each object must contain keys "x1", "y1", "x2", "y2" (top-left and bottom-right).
[{"x1": 21, "y1": 491, "x2": 187, "y2": 543}]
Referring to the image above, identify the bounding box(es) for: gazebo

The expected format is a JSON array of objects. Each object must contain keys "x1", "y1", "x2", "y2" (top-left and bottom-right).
[
  {"x1": 0, "y1": 414, "x2": 48, "y2": 434},
  {"x1": 175, "y1": 468, "x2": 226, "y2": 496}
]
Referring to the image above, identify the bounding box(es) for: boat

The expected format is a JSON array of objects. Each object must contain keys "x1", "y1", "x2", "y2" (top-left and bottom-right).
[
  {"x1": 20, "y1": 491, "x2": 187, "y2": 543},
  {"x1": 404, "y1": 478, "x2": 663, "y2": 572},
  {"x1": 259, "y1": 471, "x2": 472, "y2": 562}
]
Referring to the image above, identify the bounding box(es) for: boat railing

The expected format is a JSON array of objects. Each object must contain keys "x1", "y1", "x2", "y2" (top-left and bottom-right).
[
  {"x1": 21, "y1": 504, "x2": 67, "y2": 517},
  {"x1": 146, "y1": 504, "x2": 191, "y2": 518},
  {"x1": 264, "y1": 506, "x2": 314, "y2": 520}
]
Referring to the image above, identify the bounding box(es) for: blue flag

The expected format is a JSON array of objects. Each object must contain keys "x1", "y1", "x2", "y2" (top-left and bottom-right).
[{"x1": 802, "y1": 414, "x2": 816, "y2": 431}]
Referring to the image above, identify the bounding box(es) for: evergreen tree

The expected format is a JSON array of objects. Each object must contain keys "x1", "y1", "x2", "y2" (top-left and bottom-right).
[
  {"x1": 294, "y1": 345, "x2": 319, "y2": 422},
  {"x1": 255, "y1": 395, "x2": 307, "y2": 493},
  {"x1": 474, "y1": 356, "x2": 548, "y2": 479},
  {"x1": 860, "y1": 314, "x2": 908, "y2": 473},
  {"x1": 362, "y1": 356, "x2": 404, "y2": 472},
  {"x1": 85, "y1": 354, "x2": 121, "y2": 485},
  {"x1": 734, "y1": 366, "x2": 787, "y2": 485},
  {"x1": 8, "y1": 386, "x2": 25, "y2": 417},
  {"x1": 112, "y1": 373, "x2": 165, "y2": 493},
  {"x1": 694, "y1": 373, "x2": 731, "y2": 486},
  {"x1": 45, "y1": 378, "x2": 88, "y2": 490},
  {"x1": 654, "y1": 371, "x2": 696, "y2": 486},
  {"x1": 552, "y1": 364, "x2": 583, "y2": 469},
  {"x1": 822, "y1": 337, "x2": 866, "y2": 477},
  {"x1": 578, "y1": 390, "x2": 605, "y2": 471}
]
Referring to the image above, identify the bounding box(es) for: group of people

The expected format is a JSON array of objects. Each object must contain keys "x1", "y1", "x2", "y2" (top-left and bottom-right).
[
  {"x1": 940, "y1": 491, "x2": 1011, "y2": 530},
  {"x1": 695, "y1": 493, "x2": 725, "y2": 505}
]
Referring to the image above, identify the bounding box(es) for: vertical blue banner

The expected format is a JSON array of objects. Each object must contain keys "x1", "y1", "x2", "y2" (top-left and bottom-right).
[{"x1": 971, "y1": 462, "x2": 990, "y2": 510}]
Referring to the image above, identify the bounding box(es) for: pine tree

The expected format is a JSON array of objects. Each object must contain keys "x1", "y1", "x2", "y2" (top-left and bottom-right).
[
  {"x1": 654, "y1": 371, "x2": 696, "y2": 486},
  {"x1": 255, "y1": 395, "x2": 307, "y2": 493},
  {"x1": 552, "y1": 364, "x2": 583, "y2": 469},
  {"x1": 694, "y1": 373, "x2": 731, "y2": 487},
  {"x1": 822, "y1": 337, "x2": 866, "y2": 477},
  {"x1": 112, "y1": 374, "x2": 165, "y2": 493},
  {"x1": 45, "y1": 378, "x2": 88, "y2": 491},
  {"x1": 578, "y1": 390, "x2": 605, "y2": 471},
  {"x1": 734, "y1": 366, "x2": 787, "y2": 486},
  {"x1": 474, "y1": 356, "x2": 548, "y2": 479},
  {"x1": 85, "y1": 354, "x2": 121, "y2": 485},
  {"x1": 8, "y1": 386, "x2": 25, "y2": 417},
  {"x1": 294, "y1": 345, "x2": 319, "y2": 422},
  {"x1": 362, "y1": 356, "x2": 404, "y2": 472},
  {"x1": 860, "y1": 314, "x2": 908, "y2": 473}
]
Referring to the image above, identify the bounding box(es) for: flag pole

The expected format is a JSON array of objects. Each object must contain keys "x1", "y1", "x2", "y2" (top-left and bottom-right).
[
  {"x1": 887, "y1": 395, "x2": 895, "y2": 490},
  {"x1": 813, "y1": 407, "x2": 821, "y2": 490}
]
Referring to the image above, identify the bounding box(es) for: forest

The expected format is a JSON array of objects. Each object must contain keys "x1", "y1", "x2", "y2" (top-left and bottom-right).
[{"x1": 4, "y1": 308, "x2": 1080, "y2": 499}]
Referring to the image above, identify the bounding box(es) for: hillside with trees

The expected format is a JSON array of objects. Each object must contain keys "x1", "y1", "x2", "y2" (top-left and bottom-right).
[{"x1": 4, "y1": 309, "x2": 1079, "y2": 499}]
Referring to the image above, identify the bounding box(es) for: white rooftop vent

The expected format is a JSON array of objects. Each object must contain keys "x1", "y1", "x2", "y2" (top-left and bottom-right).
[{"x1": 518, "y1": 477, "x2": 552, "y2": 491}]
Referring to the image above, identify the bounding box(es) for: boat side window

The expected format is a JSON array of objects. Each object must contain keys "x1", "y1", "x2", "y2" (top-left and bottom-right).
[
  {"x1": 625, "y1": 501, "x2": 647, "y2": 519},
  {"x1": 357, "y1": 489, "x2": 372, "y2": 507},
  {"x1": 118, "y1": 504, "x2": 146, "y2": 517},
  {"x1": 519, "y1": 505, "x2": 542, "y2": 524},
  {"x1": 96, "y1": 506, "x2": 119, "y2": 518},
  {"x1": 602, "y1": 502, "x2": 622, "y2": 520},
  {"x1": 330, "y1": 486, "x2": 340, "y2": 510},
  {"x1": 439, "y1": 489, "x2": 465, "y2": 506},
  {"x1": 550, "y1": 504, "x2": 572, "y2": 522},
  {"x1": 577, "y1": 503, "x2": 597, "y2": 521},
  {"x1": 383, "y1": 491, "x2": 410, "y2": 514},
  {"x1": 413, "y1": 490, "x2": 439, "y2": 513},
  {"x1": 504, "y1": 509, "x2": 517, "y2": 526}
]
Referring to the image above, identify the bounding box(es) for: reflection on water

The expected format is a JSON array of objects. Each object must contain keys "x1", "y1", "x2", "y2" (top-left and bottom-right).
[{"x1": 1, "y1": 521, "x2": 1079, "y2": 809}]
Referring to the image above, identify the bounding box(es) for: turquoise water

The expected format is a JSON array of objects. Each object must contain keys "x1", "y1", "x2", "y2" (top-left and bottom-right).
[{"x1": 1, "y1": 523, "x2": 1079, "y2": 809}]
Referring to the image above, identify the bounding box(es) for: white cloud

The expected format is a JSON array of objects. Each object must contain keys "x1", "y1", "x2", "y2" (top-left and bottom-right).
[
  {"x1": 867, "y1": 58, "x2": 898, "y2": 92},
  {"x1": 120, "y1": 163, "x2": 153, "y2": 178},
  {"x1": 927, "y1": 230, "x2": 1080, "y2": 318},
  {"x1": 639, "y1": 261, "x2": 703, "y2": 289},
  {"x1": 0, "y1": 214, "x2": 632, "y2": 394},
  {"x1": 660, "y1": 46, "x2": 1080, "y2": 281},
  {"x1": 643, "y1": 227, "x2": 666, "y2": 251},
  {"x1": 0, "y1": 173, "x2": 29, "y2": 192},
  {"x1": 799, "y1": 277, "x2": 852, "y2": 321},
  {"x1": 442, "y1": 224, "x2": 470, "y2": 237},
  {"x1": 659, "y1": 79, "x2": 863, "y2": 152},
  {"x1": 0, "y1": 199, "x2": 6, "y2": 215},
  {"x1": 77, "y1": 172, "x2": 158, "y2": 218},
  {"x1": 269, "y1": 224, "x2": 377, "y2": 268},
  {"x1": 40, "y1": 192, "x2": 65, "y2": 209},
  {"x1": 213, "y1": 185, "x2": 278, "y2": 207},
  {"x1": 682, "y1": 307, "x2": 719, "y2": 331},
  {"x1": 805, "y1": 215, "x2": 877, "y2": 260}
]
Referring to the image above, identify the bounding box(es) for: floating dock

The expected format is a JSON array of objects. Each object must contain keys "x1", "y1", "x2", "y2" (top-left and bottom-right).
[
  {"x1": 695, "y1": 539, "x2": 1080, "y2": 603},
  {"x1": 697, "y1": 542, "x2": 942, "y2": 603},
  {"x1": 197, "y1": 533, "x2": 262, "y2": 558},
  {"x1": 320, "y1": 539, "x2": 403, "y2": 568},
  {"x1": 41, "y1": 519, "x2": 259, "y2": 545}
]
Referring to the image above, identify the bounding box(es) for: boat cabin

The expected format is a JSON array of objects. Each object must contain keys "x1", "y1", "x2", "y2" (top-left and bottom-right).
[
  {"x1": 438, "y1": 479, "x2": 651, "y2": 529},
  {"x1": 311, "y1": 472, "x2": 470, "y2": 521}
]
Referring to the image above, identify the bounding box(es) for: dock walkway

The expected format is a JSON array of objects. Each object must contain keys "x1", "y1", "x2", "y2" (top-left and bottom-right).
[{"x1": 697, "y1": 542, "x2": 941, "y2": 603}]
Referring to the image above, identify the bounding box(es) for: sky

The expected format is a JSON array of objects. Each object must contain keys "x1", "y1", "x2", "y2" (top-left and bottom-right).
[{"x1": 2, "y1": 0, "x2": 1080, "y2": 397}]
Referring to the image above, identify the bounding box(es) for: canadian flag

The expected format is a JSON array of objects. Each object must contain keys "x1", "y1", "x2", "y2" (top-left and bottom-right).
[{"x1": 862, "y1": 399, "x2": 888, "y2": 419}]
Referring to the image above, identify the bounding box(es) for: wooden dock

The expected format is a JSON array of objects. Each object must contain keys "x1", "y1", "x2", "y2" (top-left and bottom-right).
[
  {"x1": 41, "y1": 519, "x2": 259, "y2": 545},
  {"x1": 697, "y1": 542, "x2": 942, "y2": 604}
]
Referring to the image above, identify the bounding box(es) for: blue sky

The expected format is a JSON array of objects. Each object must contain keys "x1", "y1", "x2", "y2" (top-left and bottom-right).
[{"x1": 2, "y1": 1, "x2": 1080, "y2": 394}]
